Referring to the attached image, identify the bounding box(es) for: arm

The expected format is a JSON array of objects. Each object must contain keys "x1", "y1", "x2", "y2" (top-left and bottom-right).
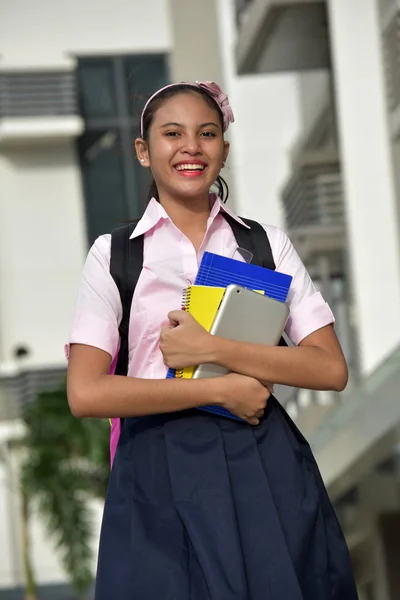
[
  {"x1": 160, "y1": 316, "x2": 347, "y2": 392},
  {"x1": 66, "y1": 236, "x2": 271, "y2": 425},
  {"x1": 67, "y1": 344, "x2": 271, "y2": 425},
  {"x1": 65, "y1": 237, "x2": 223, "y2": 419},
  {"x1": 206, "y1": 324, "x2": 348, "y2": 392},
  {"x1": 160, "y1": 226, "x2": 346, "y2": 392},
  {"x1": 67, "y1": 343, "x2": 220, "y2": 418}
]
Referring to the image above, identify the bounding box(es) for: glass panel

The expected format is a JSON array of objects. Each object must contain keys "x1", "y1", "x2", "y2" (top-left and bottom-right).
[
  {"x1": 78, "y1": 129, "x2": 127, "y2": 244},
  {"x1": 77, "y1": 60, "x2": 117, "y2": 118},
  {"x1": 124, "y1": 55, "x2": 168, "y2": 123},
  {"x1": 76, "y1": 54, "x2": 169, "y2": 243}
]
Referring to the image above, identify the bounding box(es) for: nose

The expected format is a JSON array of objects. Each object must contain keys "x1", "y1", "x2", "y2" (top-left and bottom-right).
[{"x1": 180, "y1": 132, "x2": 202, "y2": 156}]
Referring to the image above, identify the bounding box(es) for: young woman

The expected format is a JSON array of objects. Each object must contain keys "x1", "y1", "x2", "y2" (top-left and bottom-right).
[{"x1": 67, "y1": 81, "x2": 358, "y2": 599}]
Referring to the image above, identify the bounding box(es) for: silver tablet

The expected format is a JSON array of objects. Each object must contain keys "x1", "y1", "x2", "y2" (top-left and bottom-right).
[{"x1": 193, "y1": 284, "x2": 289, "y2": 380}]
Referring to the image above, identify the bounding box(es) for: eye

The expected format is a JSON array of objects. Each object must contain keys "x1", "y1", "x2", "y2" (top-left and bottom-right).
[
  {"x1": 165, "y1": 131, "x2": 180, "y2": 137},
  {"x1": 200, "y1": 131, "x2": 217, "y2": 138}
]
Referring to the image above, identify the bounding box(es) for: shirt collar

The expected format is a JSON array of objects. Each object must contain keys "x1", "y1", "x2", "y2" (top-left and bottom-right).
[
  {"x1": 129, "y1": 194, "x2": 250, "y2": 239},
  {"x1": 210, "y1": 195, "x2": 250, "y2": 229},
  {"x1": 129, "y1": 198, "x2": 169, "y2": 239}
]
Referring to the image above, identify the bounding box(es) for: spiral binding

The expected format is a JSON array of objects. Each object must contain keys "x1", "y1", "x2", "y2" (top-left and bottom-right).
[{"x1": 175, "y1": 286, "x2": 192, "y2": 378}]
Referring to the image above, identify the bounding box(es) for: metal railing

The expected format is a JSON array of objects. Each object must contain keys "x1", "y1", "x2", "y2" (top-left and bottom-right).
[
  {"x1": 0, "y1": 368, "x2": 66, "y2": 422},
  {"x1": 282, "y1": 153, "x2": 344, "y2": 230},
  {"x1": 0, "y1": 71, "x2": 77, "y2": 118}
]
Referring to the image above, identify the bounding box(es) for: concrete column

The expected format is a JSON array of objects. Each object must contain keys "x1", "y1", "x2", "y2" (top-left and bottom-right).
[
  {"x1": 327, "y1": 0, "x2": 400, "y2": 374},
  {"x1": 168, "y1": 0, "x2": 225, "y2": 85},
  {"x1": 167, "y1": 0, "x2": 236, "y2": 201}
]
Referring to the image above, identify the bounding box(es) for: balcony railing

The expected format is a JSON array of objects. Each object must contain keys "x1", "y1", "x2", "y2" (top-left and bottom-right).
[
  {"x1": 379, "y1": 1, "x2": 400, "y2": 139},
  {"x1": 0, "y1": 71, "x2": 77, "y2": 118},
  {"x1": 279, "y1": 148, "x2": 358, "y2": 426},
  {"x1": 282, "y1": 151, "x2": 344, "y2": 230},
  {"x1": 0, "y1": 368, "x2": 66, "y2": 422}
]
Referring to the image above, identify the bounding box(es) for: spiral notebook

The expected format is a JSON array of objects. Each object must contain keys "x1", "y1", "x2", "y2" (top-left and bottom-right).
[
  {"x1": 166, "y1": 285, "x2": 228, "y2": 380},
  {"x1": 166, "y1": 253, "x2": 292, "y2": 381},
  {"x1": 167, "y1": 285, "x2": 265, "y2": 380}
]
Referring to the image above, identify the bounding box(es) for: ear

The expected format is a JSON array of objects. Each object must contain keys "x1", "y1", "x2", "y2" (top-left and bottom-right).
[
  {"x1": 223, "y1": 141, "x2": 230, "y2": 164},
  {"x1": 134, "y1": 138, "x2": 150, "y2": 167}
]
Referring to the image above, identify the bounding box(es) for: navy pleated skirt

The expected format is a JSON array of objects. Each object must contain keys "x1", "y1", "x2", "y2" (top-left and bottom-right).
[{"x1": 95, "y1": 397, "x2": 358, "y2": 599}]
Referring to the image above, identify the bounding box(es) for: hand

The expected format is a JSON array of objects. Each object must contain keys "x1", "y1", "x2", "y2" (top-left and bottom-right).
[
  {"x1": 260, "y1": 380, "x2": 275, "y2": 395},
  {"x1": 215, "y1": 373, "x2": 271, "y2": 426},
  {"x1": 160, "y1": 310, "x2": 214, "y2": 369}
]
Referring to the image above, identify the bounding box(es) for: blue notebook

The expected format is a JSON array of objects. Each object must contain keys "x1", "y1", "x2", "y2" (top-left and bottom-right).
[
  {"x1": 167, "y1": 252, "x2": 292, "y2": 422},
  {"x1": 195, "y1": 252, "x2": 292, "y2": 302}
]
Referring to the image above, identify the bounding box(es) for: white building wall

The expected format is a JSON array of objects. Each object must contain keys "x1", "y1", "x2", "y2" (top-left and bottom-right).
[
  {"x1": 231, "y1": 74, "x2": 301, "y2": 228},
  {"x1": 216, "y1": 0, "x2": 301, "y2": 229},
  {"x1": 0, "y1": 0, "x2": 171, "y2": 70},
  {"x1": 0, "y1": 144, "x2": 87, "y2": 371},
  {"x1": 296, "y1": 70, "x2": 332, "y2": 143},
  {"x1": 327, "y1": 0, "x2": 400, "y2": 375}
]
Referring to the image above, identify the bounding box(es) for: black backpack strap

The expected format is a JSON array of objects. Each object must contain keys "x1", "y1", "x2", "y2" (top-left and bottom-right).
[
  {"x1": 223, "y1": 213, "x2": 288, "y2": 347},
  {"x1": 222, "y1": 214, "x2": 275, "y2": 270},
  {"x1": 110, "y1": 221, "x2": 143, "y2": 376}
]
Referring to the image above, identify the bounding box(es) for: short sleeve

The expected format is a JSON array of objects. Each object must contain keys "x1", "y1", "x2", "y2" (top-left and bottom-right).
[
  {"x1": 65, "y1": 234, "x2": 122, "y2": 360},
  {"x1": 262, "y1": 225, "x2": 335, "y2": 345}
]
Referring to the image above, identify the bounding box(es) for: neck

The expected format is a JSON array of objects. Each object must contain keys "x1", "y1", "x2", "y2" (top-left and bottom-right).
[{"x1": 158, "y1": 191, "x2": 212, "y2": 233}]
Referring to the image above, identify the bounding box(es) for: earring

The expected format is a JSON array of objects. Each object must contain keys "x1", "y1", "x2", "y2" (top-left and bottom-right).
[{"x1": 140, "y1": 159, "x2": 145, "y2": 163}]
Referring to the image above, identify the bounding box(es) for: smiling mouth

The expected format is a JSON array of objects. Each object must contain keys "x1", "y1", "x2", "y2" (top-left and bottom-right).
[
  {"x1": 175, "y1": 163, "x2": 206, "y2": 172},
  {"x1": 174, "y1": 163, "x2": 207, "y2": 178}
]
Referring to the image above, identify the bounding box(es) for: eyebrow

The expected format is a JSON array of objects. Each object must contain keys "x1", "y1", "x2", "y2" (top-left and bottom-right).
[{"x1": 159, "y1": 121, "x2": 220, "y2": 129}]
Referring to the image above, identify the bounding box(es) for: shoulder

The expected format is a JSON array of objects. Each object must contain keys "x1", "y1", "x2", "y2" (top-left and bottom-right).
[
  {"x1": 258, "y1": 223, "x2": 287, "y2": 245},
  {"x1": 86, "y1": 234, "x2": 112, "y2": 268},
  {"x1": 257, "y1": 223, "x2": 294, "y2": 269}
]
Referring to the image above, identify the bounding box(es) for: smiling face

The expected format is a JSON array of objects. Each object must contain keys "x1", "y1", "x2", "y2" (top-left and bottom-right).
[{"x1": 135, "y1": 91, "x2": 230, "y2": 203}]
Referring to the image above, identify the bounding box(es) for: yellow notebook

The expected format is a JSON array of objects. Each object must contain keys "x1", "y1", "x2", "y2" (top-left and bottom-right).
[
  {"x1": 176, "y1": 285, "x2": 226, "y2": 379},
  {"x1": 175, "y1": 285, "x2": 263, "y2": 379}
]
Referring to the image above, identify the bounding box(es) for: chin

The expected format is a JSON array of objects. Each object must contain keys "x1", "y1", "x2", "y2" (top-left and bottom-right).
[{"x1": 173, "y1": 182, "x2": 213, "y2": 199}]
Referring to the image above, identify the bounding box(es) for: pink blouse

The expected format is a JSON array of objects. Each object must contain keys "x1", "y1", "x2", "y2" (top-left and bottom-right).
[{"x1": 67, "y1": 196, "x2": 334, "y2": 374}]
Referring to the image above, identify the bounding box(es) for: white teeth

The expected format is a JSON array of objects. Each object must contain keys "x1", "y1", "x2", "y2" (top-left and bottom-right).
[{"x1": 176, "y1": 164, "x2": 205, "y2": 171}]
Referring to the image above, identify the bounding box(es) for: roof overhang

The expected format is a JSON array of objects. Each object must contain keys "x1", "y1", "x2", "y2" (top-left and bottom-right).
[{"x1": 236, "y1": 0, "x2": 330, "y2": 74}]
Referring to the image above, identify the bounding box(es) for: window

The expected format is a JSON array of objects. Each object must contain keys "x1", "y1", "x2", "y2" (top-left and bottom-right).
[{"x1": 76, "y1": 55, "x2": 168, "y2": 245}]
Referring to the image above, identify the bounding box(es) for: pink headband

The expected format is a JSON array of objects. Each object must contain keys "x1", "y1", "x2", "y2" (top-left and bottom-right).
[{"x1": 140, "y1": 81, "x2": 235, "y2": 136}]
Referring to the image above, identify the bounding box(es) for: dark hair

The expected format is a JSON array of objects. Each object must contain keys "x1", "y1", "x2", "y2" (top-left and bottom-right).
[{"x1": 141, "y1": 84, "x2": 229, "y2": 203}]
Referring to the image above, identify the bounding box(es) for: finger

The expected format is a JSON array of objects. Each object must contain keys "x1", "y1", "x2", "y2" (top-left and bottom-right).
[
  {"x1": 247, "y1": 417, "x2": 260, "y2": 426},
  {"x1": 160, "y1": 324, "x2": 172, "y2": 339},
  {"x1": 168, "y1": 310, "x2": 187, "y2": 326},
  {"x1": 255, "y1": 408, "x2": 264, "y2": 419}
]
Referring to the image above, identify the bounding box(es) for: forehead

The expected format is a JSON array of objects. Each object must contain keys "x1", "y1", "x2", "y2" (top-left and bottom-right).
[{"x1": 152, "y1": 92, "x2": 220, "y2": 125}]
